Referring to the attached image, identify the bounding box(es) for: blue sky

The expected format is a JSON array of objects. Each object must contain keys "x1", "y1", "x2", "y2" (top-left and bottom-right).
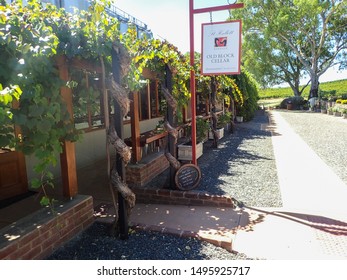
[{"x1": 114, "y1": 0, "x2": 346, "y2": 84}]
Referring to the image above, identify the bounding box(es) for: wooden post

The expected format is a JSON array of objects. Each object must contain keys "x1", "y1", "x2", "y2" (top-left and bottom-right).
[
  {"x1": 155, "y1": 80, "x2": 159, "y2": 116},
  {"x1": 130, "y1": 91, "x2": 141, "y2": 163},
  {"x1": 112, "y1": 47, "x2": 128, "y2": 240},
  {"x1": 56, "y1": 55, "x2": 78, "y2": 199}
]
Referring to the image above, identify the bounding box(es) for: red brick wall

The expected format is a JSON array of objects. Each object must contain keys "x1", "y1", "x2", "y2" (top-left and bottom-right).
[
  {"x1": 126, "y1": 153, "x2": 169, "y2": 187},
  {"x1": 0, "y1": 195, "x2": 94, "y2": 260},
  {"x1": 133, "y1": 188, "x2": 234, "y2": 208}
]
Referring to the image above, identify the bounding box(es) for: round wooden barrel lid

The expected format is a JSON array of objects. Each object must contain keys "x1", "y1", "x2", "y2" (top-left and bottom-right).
[{"x1": 175, "y1": 163, "x2": 201, "y2": 191}]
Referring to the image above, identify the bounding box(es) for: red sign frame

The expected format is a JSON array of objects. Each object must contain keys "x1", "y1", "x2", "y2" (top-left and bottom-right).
[{"x1": 189, "y1": 0, "x2": 244, "y2": 165}]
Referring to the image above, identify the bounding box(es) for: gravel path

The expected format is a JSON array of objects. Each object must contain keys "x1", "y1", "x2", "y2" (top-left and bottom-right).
[
  {"x1": 47, "y1": 223, "x2": 254, "y2": 260},
  {"x1": 47, "y1": 110, "x2": 278, "y2": 260},
  {"x1": 198, "y1": 110, "x2": 282, "y2": 207}
]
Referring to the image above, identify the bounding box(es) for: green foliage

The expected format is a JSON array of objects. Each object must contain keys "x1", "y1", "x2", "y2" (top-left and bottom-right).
[
  {"x1": 196, "y1": 117, "x2": 209, "y2": 143},
  {"x1": 217, "y1": 111, "x2": 232, "y2": 127},
  {"x1": 259, "y1": 79, "x2": 347, "y2": 99},
  {"x1": 0, "y1": 84, "x2": 22, "y2": 147},
  {"x1": 279, "y1": 96, "x2": 307, "y2": 110},
  {"x1": 232, "y1": 69, "x2": 260, "y2": 121},
  {"x1": 232, "y1": 0, "x2": 347, "y2": 94},
  {"x1": 0, "y1": 0, "x2": 119, "y2": 207},
  {"x1": 259, "y1": 87, "x2": 293, "y2": 99},
  {"x1": 129, "y1": 36, "x2": 191, "y2": 110},
  {"x1": 216, "y1": 75, "x2": 243, "y2": 105}
]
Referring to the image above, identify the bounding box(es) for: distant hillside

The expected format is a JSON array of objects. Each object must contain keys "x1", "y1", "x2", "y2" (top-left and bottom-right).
[{"x1": 259, "y1": 79, "x2": 347, "y2": 99}]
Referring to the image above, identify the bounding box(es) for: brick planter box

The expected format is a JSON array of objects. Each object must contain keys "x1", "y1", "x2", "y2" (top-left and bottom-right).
[
  {"x1": 126, "y1": 152, "x2": 169, "y2": 187},
  {"x1": 0, "y1": 195, "x2": 94, "y2": 260},
  {"x1": 133, "y1": 187, "x2": 234, "y2": 208}
]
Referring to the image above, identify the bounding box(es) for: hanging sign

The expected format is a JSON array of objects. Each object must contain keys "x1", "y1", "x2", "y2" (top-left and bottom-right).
[{"x1": 201, "y1": 20, "x2": 241, "y2": 75}]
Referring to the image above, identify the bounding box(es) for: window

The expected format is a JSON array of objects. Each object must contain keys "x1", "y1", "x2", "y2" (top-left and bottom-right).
[
  {"x1": 71, "y1": 69, "x2": 105, "y2": 131},
  {"x1": 70, "y1": 71, "x2": 165, "y2": 130},
  {"x1": 138, "y1": 79, "x2": 165, "y2": 121}
]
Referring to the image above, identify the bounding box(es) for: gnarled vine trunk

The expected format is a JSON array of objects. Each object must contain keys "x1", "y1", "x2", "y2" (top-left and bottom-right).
[{"x1": 101, "y1": 42, "x2": 135, "y2": 238}]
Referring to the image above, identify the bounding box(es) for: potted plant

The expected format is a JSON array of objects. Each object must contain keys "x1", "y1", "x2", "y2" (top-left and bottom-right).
[
  {"x1": 320, "y1": 103, "x2": 327, "y2": 114},
  {"x1": 155, "y1": 120, "x2": 165, "y2": 133},
  {"x1": 209, "y1": 112, "x2": 230, "y2": 140},
  {"x1": 235, "y1": 106, "x2": 245, "y2": 122},
  {"x1": 177, "y1": 117, "x2": 208, "y2": 161},
  {"x1": 236, "y1": 115, "x2": 244, "y2": 122},
  {"x1": 235, "y1": 103, "x2": 245, "y2": 122},
  {"x1": 333, "y1": 107, "x2": 342, "y2": 117},
  {"x1": 342, "y1": 108, "x2": 347, "y2": 119},
  {"x1": 219, "y1": 111, "x2": 232, "y2": 131},
  {"x1": 196, "y1": 117, "x2": 210, "y2": 143},
  {"x1": 327, "y1": 107, "x2": 334, "y2": 115}
]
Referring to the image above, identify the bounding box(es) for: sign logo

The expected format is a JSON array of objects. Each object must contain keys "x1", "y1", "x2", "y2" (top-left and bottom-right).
[{"x1": 215, "y1": 37, "x2": 227, "y2": 47}]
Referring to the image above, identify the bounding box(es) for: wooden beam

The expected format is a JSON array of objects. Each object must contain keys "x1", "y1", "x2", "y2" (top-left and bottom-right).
[
  {"x1": 146, "y1": 82, "x2": 151, "y2": 119},
  {"x1": 56, "y1": 55, "x2": 78, "y2": 198},
  {"x1": 130, "y1": 91, "x2": 141, "y2": 163},
  {"x1": 155, "y1": 80, "x2": 159, "y2": 117},
  {"x1": 69, "y1": 58, "x2": 103, "y2": 73}
]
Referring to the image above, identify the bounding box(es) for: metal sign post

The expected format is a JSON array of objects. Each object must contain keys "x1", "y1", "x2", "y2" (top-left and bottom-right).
[{"x1": 189, "y1": 0, "x2": 244, "y2": 165}]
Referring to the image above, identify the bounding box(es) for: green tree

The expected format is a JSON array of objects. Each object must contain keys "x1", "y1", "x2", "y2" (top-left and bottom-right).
[
  {"x1": 242, "y1": 27, "x2": 309, "y2": 96},
  {"x1": 233, "y1": 0, "x2": 347, "y2": 97}
]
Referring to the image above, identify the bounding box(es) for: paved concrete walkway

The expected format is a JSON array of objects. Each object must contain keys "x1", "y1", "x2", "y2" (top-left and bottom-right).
[
  {"x1": 270, "y1": 111, "x2": 347, "y2": 213},
  {"x1": 129, "y1": 110, "x2": 347, "y2": 259}
]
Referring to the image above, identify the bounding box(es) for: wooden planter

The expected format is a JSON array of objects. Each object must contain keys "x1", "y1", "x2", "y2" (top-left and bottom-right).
[
  {"x1": 236, "y1": 116, "x2": 243, "y2": 122},
  {"x1": 177, "y1": 141, "x2": 203, "y2": 161},
  {"x1": 208, "y1": 127, "x2": 224, "y2": 140},
  {"x1": 334, "y1": 111, "x2": 342, "y2": 117}
]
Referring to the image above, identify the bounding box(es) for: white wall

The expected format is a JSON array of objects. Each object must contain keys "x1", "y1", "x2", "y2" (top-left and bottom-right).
[
  {"x1": 75, "y1": 129, "x2": 107, "y2": 169},
  {"x1": 25, "y1": 117, "x2": 164, "y2": 183}
]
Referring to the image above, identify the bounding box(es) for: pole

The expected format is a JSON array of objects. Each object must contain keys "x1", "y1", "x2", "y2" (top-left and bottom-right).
[
  {"x1": 189, "y1": 1, "x2": 244, "y2": 165},
  {"x1": 189, "y1": 0, "x2": 197, "y2": 165}
]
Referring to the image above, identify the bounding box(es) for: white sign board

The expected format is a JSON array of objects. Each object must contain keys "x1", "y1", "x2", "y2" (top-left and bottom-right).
[{"x1": 201, "y1": 20, "x2": 241, "y2": 75}]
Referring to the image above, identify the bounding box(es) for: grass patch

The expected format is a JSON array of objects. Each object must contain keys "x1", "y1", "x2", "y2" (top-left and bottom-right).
[
  {"x1": 258, "y1": 98, "x2": 283, "y2": 108},
  {"x1": 259, "y1": 79, "x2": 347, "y2": 99}
]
